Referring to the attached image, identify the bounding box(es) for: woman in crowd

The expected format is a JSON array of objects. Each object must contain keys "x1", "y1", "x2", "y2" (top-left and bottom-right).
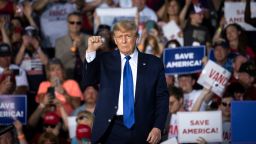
[
  {"x1": 223, "y1": 23, "x2": 255, "y2": 60},
  {"x1": 36, "y1": 58, "x2": 83, "y2": 116}
]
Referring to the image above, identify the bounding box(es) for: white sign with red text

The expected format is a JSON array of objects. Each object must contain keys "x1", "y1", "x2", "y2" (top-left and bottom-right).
[
  {"x1": 177, "y1": 111, "x2": 223, "y2": 143},
  {"x1": 225, "y1": 2, "x2": 256, "y2": 31},
  {"x1": 95, "y1": 7, "x2": 137, "y2": 28},
  {"x1": 197, "y1": 60, "x2": 231, "y2": 97}
]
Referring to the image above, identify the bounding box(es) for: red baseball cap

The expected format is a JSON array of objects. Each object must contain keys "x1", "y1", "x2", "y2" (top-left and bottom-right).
[
  {"x1": 76, "y1": 124, "x2": 91, "y2": 140},
  {"x1": 43, "y1": 112, "x2": 60, "y2": 125}
]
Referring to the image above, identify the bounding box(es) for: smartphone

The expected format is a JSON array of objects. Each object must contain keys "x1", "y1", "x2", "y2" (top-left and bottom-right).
[
  {"x1": 55, "y1": 78, "x2": 61, "y2": 87},
  {"x1": 47, "y1": 87, "x2": 55, "y2": 100}
]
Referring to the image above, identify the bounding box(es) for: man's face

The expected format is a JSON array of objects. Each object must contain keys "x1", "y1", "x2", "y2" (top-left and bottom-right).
[
  {"x1": 190, "y1": 12, "x2": 204, "y2": 25},
  {"x1": 214, "y1": 46, "x2": 227, "y2": 63},
  {"x1": 238, "y1": 72, "x2": 253, "y2": 87},
  {"x1": 219, "y1": 97, "x2": 232, "y2": 119},
  {"x1": 178, "y1": 76, "x2": 194, "y2": 93},
  {"x1": 83, "y1": 86, "x2": 98, "y2": 104},
  {"x1": 169, "y1": 96, "x2": 182, "y2": 113},
  {"x1": 68, "y1": 15, "x2": 82, "y2": 33},
  {"x1": 0, "y1": 56, "x2": 11, "y2": 68},
  {"x1": 113, "y1": 30, "x2": 137, "y2": 55},
  {"x1": 132, "y1": 0, "x2": 146, "y2": 11}
]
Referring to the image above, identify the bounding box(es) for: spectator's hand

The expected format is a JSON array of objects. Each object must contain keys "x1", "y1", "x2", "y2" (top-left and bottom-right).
[
  {"x1": 23, "y1": 1, "x2": 32, "y2": 18},
  {"x1": 202, "y1": 56, "x2": 208, "y2": 66},
  {"x1": 0, "y1": 71, "x2": 14, "y2": 94},
  {"x1": 87, "y1": 36, "x2": 104, "y2": 52},
  {"x1": 13, "y1": 119, "x2": 23, "y2": 134},
  {"x1": 22, "y1": 35, "x2": 31, "y2": 47},
  {"x1": 55, "y1": 85, "x2": 67, "y2": 96},
  {"x1": 30, "y1": 37, "x2": 40, "y2": 49},
  {"x1": 146, "y1": 127, "x2": 161, "y2": 144},
  {"x1": 196, "y1": 136, "x2": 207, "y2": 144}
]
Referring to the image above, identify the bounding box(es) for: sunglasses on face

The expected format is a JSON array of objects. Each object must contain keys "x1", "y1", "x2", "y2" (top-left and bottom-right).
[
  {"x1": 44, "y1": 124, "x2": 56, "y2": 129},
  {"x1": 222, "y1": 102, "x2": 231, "y2": 107},
  {"x1": 69, "y1": 21, "x2": 82, "y2": 25}
]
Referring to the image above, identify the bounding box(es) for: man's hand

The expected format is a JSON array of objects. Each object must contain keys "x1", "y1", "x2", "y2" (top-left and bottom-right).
[
  {"x1": 87, "y1": 36, "x2": 103, "y2": 52},
  {"x1": 147, "y1": 127, "x2": 161, "y2": 144}
]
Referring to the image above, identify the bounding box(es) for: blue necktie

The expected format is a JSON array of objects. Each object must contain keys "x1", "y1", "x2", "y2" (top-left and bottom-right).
[{"x1": 123, "y1": 56, "x2": 135, "y2": 128}]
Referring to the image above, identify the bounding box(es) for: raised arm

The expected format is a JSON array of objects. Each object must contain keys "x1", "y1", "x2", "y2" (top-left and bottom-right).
[
  {"x1": 191, "y1": 88, "x2": 213, "y2": 112},
  {"x1": 81, "y1": 36, "x2": 103, "y2": 89},
  {"x1": 0, "y1": 18, "x2": 11, "y2": 45},
  {"x1": 179, "y1": 0, "x2": 191, "y2": 28},
  {"x1": 23, "y1": 1, "x2": 38, "y2": 29},
  {"x1": 32, "y1": 0, "x2": 49, "y2": 12}
]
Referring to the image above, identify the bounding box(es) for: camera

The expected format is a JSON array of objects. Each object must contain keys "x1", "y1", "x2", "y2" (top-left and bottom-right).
[
  {"x1": 11, "y1": 69, "x2": 20, "y2": 76},
  {"x1": 24, "y1": 26, "x2": 38, "y2": 37}
]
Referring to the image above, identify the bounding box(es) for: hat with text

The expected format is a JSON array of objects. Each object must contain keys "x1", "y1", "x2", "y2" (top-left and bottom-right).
[
  {"x1": 0, "y1": 43, "x2": 12, "y2": 57},
  {"x1": 43, "y1": 112, "x2": 60, "y2": 125}
]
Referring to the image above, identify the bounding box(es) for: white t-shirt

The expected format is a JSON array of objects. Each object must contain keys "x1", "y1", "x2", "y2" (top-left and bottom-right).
[
  {"x1": 222, "y1": 121, "x2": 231, "y2": 144},
  {"x1": 0, "y1": 65, "x2": 29, "y2": 87},
  {"x1": 40, "y1": 2, "x2": 77, "y2": 48},
  {"x1": 184, "y1": 89, "x2": 206, "y2": 111}
]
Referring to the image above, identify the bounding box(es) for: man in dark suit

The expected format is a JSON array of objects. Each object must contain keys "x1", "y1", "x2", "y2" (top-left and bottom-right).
[{"x1": 83, "y1": 20, "x2": 169, "y2": 144}]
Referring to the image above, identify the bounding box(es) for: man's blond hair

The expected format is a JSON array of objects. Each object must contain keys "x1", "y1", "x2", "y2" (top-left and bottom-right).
[{"x1": 112, "y1": 20, "x2": 137, "y2": 35}]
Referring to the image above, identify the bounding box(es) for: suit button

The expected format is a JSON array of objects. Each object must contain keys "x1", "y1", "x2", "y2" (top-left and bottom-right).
[
  {"x1": 114, "y1": 106, "x2": 118, "y2": 109},
  {"x1": 108, "y1": 119, "x2": 111, "y2": 122}
]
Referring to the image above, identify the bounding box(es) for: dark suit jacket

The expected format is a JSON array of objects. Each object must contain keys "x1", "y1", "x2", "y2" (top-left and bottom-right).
[{"x1": 82, "y1": 49, "x2": 169, "y2": 143}]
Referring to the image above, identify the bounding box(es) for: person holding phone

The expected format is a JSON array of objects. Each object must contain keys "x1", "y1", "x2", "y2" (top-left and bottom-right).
[
  {"x1": 35, "y1": 58, "x2": 83, "y2": 116},
  {"x1": 0, "y1": 43, "x2": 29, "y2": 94}
]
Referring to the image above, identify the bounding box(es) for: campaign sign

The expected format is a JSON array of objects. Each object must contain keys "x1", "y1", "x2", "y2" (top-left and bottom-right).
[
  {"x1": 232, "y1": 101, "x2": 256, "y2": 143},
  {"x1": 163, "y1": 46, "x2": 205, "y2": 75},
  {"x1": 0, "y1": 95, "x2": 27, "y2": 125},
  {"x1": 68, "y1": 116, "x2": 77, "y2": 138},
  {"x1": 95, "y1": 7, "x2": 137, "y2": 27},
  {"x1": 222, "y1": 122, "x2": 231, "y2": 143},
  {"x1": 177, "y1": 111, "x2": 223, "y2": 143},
  {"x1": 225, "y1": 2, "x2": 256, "y2": 31},
  {"x1": 197, "y1": 60, "x2": 231, "y2": 97}
]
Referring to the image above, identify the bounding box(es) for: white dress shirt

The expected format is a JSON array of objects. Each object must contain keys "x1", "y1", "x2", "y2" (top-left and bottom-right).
[{"x1": 85, "y1": 49, "x2": 138, "y2": 115}]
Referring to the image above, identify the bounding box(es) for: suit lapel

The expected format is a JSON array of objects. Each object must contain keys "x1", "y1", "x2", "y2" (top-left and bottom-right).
[
  {"x1": 135, "y1": 52, "x2": 147, "y2": 105},
  {"x1": 112, "y1": 50, "x2": 122, "y2": 101}
]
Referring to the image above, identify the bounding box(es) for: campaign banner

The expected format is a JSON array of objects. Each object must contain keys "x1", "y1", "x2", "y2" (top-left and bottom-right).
[
  {"x1": 197, "y1": 60, "x2": 231, "y2": 97},
  {"x1": 0, "y1": 95, "x2": 27, "y2": 125},
  {"x1": 163, "y1": 46, "x2": 205, "y2": 75},
  {"x1": 231, "y1": 101, "x2": 256, "y2": 143},
  {"x1": 95, "y1": 7, "x2": 137, "y2": 27},
  {"x1": 225, "y1": 2, "x2": 256, "y2": 31},
  {"x1": 177, "y1": 111, "x2": 223, "y2": 143}
]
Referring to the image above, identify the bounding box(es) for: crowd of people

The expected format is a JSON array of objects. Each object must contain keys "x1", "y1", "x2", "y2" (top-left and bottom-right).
[{"x1": 0, "y1": 0, "x2": 256, "y2": 143}]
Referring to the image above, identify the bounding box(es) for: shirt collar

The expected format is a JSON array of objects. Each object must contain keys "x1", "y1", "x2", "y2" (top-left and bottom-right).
[{"x1": 120, "y1": 48, "x2": 138, "y2": 62}]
